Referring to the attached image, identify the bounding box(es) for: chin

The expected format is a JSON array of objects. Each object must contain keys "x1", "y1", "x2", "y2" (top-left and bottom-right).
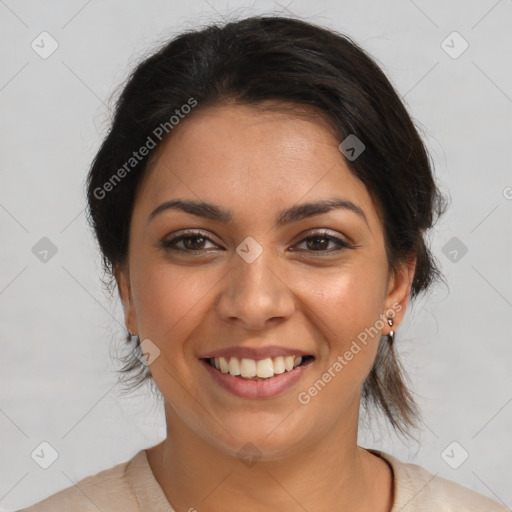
[{"x1": 203, "y1": 417, "x2": 310, "y2": 463}]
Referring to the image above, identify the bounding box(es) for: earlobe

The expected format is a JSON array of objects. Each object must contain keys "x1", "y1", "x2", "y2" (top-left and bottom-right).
[{"x1": 384, "y1": 256, "x2": 416, "y2": 329}]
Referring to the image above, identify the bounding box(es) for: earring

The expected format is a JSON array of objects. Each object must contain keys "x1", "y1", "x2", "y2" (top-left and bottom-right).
[{"x1": 387, "y1": 316, "x2": 395, "y2": 345}]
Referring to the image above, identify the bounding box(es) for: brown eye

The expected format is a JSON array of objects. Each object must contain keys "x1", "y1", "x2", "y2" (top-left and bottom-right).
[
  {"x1": 292, "y1": 230, "x2": 352, "y2": 254},
  {"x1": 161, "y1": 230, "x2": 218, "y2": 253}
]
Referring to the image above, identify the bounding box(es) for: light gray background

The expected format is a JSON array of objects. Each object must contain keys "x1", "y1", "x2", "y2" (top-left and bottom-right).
[{"x1": 1, "y1": 0, "x2": 511, "y2": 510}]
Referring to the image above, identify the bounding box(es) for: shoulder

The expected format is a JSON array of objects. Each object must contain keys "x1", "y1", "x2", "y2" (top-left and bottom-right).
[
  {"x1": 368, "y1": 449, "x2": 509, "y2": 512},
  {"x1": 18, "y1": 451, "x2": 146, "y2": 512}
]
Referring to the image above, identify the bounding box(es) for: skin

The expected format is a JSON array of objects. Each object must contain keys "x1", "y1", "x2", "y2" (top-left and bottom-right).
[{"x1": 115, "y1": 102, "x2": 416, "y2": 512}]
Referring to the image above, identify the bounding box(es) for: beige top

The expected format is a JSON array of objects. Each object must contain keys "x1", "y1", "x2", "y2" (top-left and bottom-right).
[{"x1": 19, "y1": 448, "x2": 508, "y2": 511}]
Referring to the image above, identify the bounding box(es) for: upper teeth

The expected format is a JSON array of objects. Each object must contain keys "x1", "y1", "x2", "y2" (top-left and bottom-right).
[{"x1": 211, "y1": 355, "x2": 303, "y2": 379}]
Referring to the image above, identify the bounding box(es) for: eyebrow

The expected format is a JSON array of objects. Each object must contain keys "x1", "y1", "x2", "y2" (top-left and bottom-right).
[{"x1": 147, "y1": 197, "x2": 369, "y2": 229}]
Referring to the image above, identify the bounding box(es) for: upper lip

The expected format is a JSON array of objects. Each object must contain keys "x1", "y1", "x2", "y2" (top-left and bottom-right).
[{"x1": 198, "y1": 345, "x2": 313, "y2": 360}]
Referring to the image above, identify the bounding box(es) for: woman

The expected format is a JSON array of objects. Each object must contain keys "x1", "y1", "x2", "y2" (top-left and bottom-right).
[{"x1": 20, "y1": 15, "x2": 507, "y2": 512}]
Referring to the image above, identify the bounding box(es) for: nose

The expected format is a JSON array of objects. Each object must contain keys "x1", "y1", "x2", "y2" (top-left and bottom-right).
[{"x1": 216, "y1": 248, "x2": 295, "y2": 331}]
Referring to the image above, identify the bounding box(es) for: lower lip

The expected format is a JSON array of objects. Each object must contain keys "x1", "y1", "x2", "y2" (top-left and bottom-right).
[{"x1": 200, "y1": 359, "x2": 312, "y2": 399}]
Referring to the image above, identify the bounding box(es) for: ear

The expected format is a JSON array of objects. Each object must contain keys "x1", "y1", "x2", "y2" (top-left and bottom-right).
[
  {"x1": 114, "y1": 263, "x2": 138, "y2": 335},
  {"x1": 382, "y1": 255, "x2": 417, "y2": 334}
]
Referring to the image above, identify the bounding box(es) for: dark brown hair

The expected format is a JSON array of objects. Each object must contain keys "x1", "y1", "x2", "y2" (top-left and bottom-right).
[{"x1": 86, "y1": 15, "x2": 448, "y2": 439}]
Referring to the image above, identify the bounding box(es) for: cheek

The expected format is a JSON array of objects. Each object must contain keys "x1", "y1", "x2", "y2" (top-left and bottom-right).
[
  {"x1": 300, "y1": 258, "x2": 387, "y2": 381},
  {"x1": 306, "y1": 261, "x2": 386, "y2": 336},
  {"x1": 131, "y1": 259, "x2": 214, "y2": 345}
]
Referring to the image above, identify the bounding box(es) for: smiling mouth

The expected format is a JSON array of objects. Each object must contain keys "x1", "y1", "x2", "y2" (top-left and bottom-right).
[{"x1": 202, "y1": 355, "x2": 315, "y2": 380}]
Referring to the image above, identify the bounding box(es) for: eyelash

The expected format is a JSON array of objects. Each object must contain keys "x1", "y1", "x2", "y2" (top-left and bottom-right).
[{"x1": 160, "y1": 229, "x2": 352, "y2": 255}]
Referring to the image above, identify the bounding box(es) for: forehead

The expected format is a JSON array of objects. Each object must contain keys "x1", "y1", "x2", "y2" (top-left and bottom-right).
[{"x1": 135, "y1": 103, "x2": 380, "y2": 226}]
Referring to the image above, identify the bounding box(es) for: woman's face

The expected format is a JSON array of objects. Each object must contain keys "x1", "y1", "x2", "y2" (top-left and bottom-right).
[{"x1": 116, "y1": 102, "x2": 415, "y2": 459}]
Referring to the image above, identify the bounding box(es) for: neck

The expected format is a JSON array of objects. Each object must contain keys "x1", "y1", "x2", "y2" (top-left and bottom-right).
[{"x1": 146, "y1": 402, "x2": 393, "y2": 512}]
